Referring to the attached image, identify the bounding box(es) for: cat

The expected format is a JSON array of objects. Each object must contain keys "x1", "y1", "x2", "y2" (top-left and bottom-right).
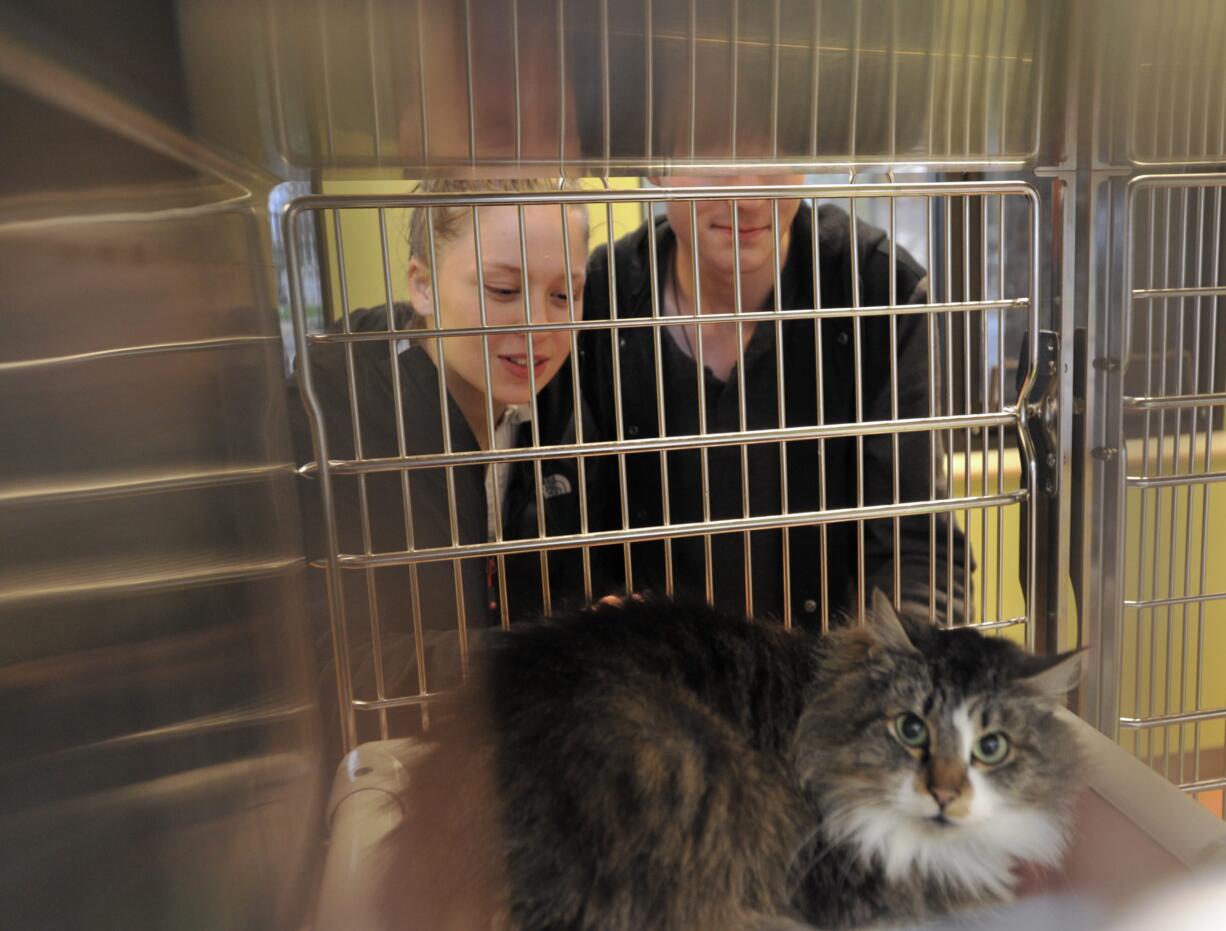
[{"x1": 383, "y1": 591, "x2": 1083, "y2": 931}]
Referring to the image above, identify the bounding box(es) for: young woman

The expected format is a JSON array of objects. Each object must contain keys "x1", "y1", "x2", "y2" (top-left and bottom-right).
[{"x1": 291, "y1": 179, "x2": 598, "y2": 740}]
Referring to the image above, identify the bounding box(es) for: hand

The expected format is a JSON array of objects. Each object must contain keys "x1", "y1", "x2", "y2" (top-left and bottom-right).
[{"x1": 590, "y1": 592, "x2": 648, "y2": 610}]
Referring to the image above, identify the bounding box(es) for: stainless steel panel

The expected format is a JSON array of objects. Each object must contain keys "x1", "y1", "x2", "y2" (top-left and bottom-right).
[
  {"x1": 1092, "y1": 0, "x2": 1226, "y2": 168},
  {"x1": 166, "y1": 0, "x2": 1226, "y2": 174},
  {"x1": 177, "y1": 0, "x2": 1054, "y2": 174},
  {"x1": 0, "y1": 33, "x2": 323, "y2": 931}
]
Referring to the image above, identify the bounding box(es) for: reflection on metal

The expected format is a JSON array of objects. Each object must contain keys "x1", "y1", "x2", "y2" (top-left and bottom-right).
[
  {"x1": 0, "y1": 21, "x2": 322, "y2": 931},
  {"x1": 0, "y1": 464, "x2": 295, "y2": 508},
  {"x1": 1099, "y1": 0, "x2": 1226, "y2": 167},
  {"x1": 180, "y1": 0, "x2": 1051, "y2": 173},
  {"x1": 0, "y1": 33, "x2": 268, "y2": 195},
  {"x1": 174, "y1": 0, "x2": 1226, "y2": 174},
  {"x1": 0, "y1": 335, "x2": 280, "y2": 373},
  {"x1": 0, "y1": 554, "x2": 304, "y2": 609}
]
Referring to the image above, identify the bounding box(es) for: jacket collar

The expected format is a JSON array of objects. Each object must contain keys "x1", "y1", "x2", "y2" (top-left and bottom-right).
[
  {"x1": 396, "y1": 345, "x2": 482, "y2": 457},
  {"x1": 396, "y1": 344, "x2": 581, "y2": 455}
]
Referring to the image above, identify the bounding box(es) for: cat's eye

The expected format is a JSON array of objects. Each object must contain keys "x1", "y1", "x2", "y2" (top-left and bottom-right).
[
  {"x1": 894, "y1": 713, "x2": 928, "y2": 747},
  {"x1": 972, "y1": 733, "x2": 1010, "y2": 765}
]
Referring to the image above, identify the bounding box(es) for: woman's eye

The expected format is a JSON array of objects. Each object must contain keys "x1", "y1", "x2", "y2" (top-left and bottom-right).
[
  {"x1": 894, "y1": 712, "x2": 928, "y2": 747},
  {"x1": 972, "y1": 732, "x2": 1010, "y2": 765},
  {"x1": 485, "y1": 285, "x2": 518, "y2": 299}
]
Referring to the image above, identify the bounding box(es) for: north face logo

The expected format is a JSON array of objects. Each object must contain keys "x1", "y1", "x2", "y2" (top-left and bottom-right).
[{"x1": 542, "y1": 474, "x2": 573, "y2": 499}]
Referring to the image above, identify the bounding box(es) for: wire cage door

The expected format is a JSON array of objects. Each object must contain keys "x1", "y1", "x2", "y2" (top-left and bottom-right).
[
  {"x1": 286, "y1": 179, "x2": 1044, "y2": 751},
  {"x1": 1106, "y1": 172, "x2": 1226, "y2": 812}
]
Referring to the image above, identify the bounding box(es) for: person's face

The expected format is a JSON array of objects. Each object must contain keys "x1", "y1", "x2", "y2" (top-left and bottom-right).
[
  {"x1": 409, "y1": 203, "x2": 587, "y2": 413},
  {"x1": 652, "y1": 174, "x2": 806, "y2": 279}
]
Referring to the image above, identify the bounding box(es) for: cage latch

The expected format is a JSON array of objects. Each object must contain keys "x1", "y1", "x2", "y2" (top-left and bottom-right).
[{"x1": 1021, "y1": 329, "x2": 1060, "y2": 497}]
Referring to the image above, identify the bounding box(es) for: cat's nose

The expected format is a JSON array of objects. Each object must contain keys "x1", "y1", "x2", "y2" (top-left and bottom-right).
[{"x1": 929, "y1": 785, "x2": 959, "y2": 808}]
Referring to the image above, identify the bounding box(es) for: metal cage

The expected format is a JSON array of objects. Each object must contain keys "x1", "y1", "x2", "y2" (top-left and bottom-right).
[
  {"x1": 261, "y1": 0, "x2": 1226, "y2": 811},
  {"x1": 286, "y1": 180, "x2": 1042, "y2": 747},
  {"x1": 6, "y1": 1, "x2": 1226, "y2": 927},
  {"x1": 1112, "y1": 173, "x2": 1226, "y2": 796}
]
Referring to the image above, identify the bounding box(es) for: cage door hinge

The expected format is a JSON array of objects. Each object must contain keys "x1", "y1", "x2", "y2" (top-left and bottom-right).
[{"x1": 1021, "y1": 329, "x2": 1061, "y2": 497}]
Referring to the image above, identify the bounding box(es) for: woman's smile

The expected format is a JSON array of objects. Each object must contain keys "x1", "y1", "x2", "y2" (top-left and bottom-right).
[{"x1": 497, "y1": 352, "x2": 549, "y2": 380}]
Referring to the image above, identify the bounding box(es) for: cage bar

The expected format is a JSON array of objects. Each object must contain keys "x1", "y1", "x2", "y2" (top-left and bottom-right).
[{"x1": 288, "y1": 180, "x2": 1041, "y2": 740}]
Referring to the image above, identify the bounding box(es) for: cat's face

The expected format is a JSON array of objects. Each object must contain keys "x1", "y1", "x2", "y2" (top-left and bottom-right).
[{"x1": 795, "y1": 595, "x2": 1083, "y2": 901}]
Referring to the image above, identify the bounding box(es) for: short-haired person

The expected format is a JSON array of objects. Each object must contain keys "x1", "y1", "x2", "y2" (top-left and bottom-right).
[{"x1": 578, "y1": 174, "x2": 969, "y2": 628}]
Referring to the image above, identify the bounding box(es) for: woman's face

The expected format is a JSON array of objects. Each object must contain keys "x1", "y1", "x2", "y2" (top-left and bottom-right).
[
  {"x1": 654, "y1": 174, "x2": 806, "y2": 279},
  {"x1": 409, "y1": 203, "x2": 587, "y2": 420}
]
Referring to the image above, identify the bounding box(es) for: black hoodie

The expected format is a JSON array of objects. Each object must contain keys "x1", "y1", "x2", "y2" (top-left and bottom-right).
[
  {"x1": 289, "y1": 304, "x2": 612, "y2": 738},
  {"x1": 576, "y1": 204, "x2": 971, "y2": 628}
]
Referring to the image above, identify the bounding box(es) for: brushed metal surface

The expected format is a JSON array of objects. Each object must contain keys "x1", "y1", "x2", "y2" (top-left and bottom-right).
[
  {"x1": 177, "y1": 0, "x2": 1053, "y2": 174},
  {"x1": 0, "y1": 31, "x2": 323, "y2": 931}
]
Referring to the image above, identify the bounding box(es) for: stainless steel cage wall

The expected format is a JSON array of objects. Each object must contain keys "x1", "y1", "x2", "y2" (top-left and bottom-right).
[{"x1": 248, "y1": 0, "x2": 1051, "y2": 173}]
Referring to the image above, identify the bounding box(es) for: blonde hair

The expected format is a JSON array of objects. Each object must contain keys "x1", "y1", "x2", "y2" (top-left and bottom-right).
[{"x1": 405, "y1": 178, "x2": 588, "y2": 329}]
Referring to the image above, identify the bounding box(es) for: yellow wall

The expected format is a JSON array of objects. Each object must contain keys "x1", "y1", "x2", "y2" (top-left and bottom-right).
[
  {"x1": 318, "y1": 176, "x2": 643, "y2": 316},
  {"x1": 948, "y1": 448, "x2": 1027, "y2": 647},
  {"x1": 1116, "y1": 432, "x2": 1226, "y2": 802}
]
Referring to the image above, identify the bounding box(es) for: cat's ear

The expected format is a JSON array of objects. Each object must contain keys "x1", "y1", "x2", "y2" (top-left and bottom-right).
[
  {"x1": 865, "y1": 589, "x2": 917, "y2": 654},
  {"x1": 1017, "y1": 649, "x2": 1086, "y2": 698}
]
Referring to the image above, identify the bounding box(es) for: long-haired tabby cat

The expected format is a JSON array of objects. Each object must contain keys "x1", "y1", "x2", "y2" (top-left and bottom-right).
[{"x1": 384, "y1": 592, "x2": 1083, "y2": 931}]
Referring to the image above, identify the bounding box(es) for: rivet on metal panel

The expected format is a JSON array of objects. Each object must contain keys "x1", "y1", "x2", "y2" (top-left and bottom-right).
[{"x1": 1091, "y1": 447, "x2": 1120, "y2": 461}]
